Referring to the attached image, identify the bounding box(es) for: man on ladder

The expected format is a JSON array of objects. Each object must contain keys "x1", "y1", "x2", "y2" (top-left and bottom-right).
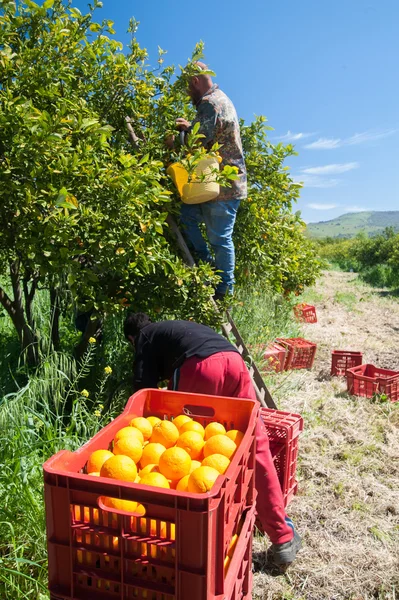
[
  {"x1": 124, "y1": 312, "x2": 302, "y2": 567},
  {"x1": 168, "y1": 62, "x2": 246, "y2": 302}
]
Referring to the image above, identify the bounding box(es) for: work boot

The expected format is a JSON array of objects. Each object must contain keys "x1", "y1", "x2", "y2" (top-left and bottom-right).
[{"x1": 268, "y1": 530, "x2": 302, "y2": 567}]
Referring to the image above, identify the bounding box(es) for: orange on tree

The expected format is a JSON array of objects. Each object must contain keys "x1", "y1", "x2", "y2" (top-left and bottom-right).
[
  {"x1": 140, "y1": 472, "x2": 170, "y2": 489},
  {"x1": 147, "y1": 416, "x2": 162, "y2": 428},
  {"x1": 140, "y1": 442, "x2": 166, "y2": 468},
  {"x1": 86, "y1": 449, "x2": 114, "y2": 474},
  {"x1": 203, "y1": 434, "x2": 236, "y2": 459},
  {"x1": 113, "y1": 436, "x2": 143, "y2": 464},
  {"x1": 150, "y1": 420, "x2": 179, "y2": 448},
  {"x1": 204, "y1": 422, "x2": 226, "y2": 440},
  {"x1": 100, "y1": 454, "x2": 138, "y2": 482},
  {"x1": 201, "y1": 453, "x2": 230, "y2": 474},
  {"x1": 176, "y1": 474, "x2": 190, "y2": 491},
  {"x1": 114, "y1": 426, "x2": 144, "y2": 445},
  {"x1": 226, "y1": 430, "x2": 244, "y2": 446},
  {"x1": 188, "y1": 466, "x2": 220, "y2": 494},
  {"x1": 158, "y1": 447, "x2": 191, "y2": 481},
  {"x1": 129, "y1": 417, "x2": 153, "y2": 441},
  {"x1": 179, "y1": 420, "x2": 205, "y2": 438},
  {"x1": 176, "y1": 431, "x2": 204, "y2": 460},
  {"x1": 172, "y1": 414, "x2": 192, "y2": 431},
  {"x1": 139, "y1": 463, "x2": 160, "y2": 477}
]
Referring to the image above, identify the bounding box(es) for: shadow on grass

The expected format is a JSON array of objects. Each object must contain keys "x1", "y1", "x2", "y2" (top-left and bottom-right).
[
  {"x1": 252, "y1": 548, "x2": 290, "y2": 577},
  {"x1": 375, "y1": 288, "x2": 399, "y2": 298}
]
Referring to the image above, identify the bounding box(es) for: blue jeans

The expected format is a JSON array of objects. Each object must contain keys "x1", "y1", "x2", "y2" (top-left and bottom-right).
[{"x1": 180, "y1": 199, "x2": 241, "y2": 294}]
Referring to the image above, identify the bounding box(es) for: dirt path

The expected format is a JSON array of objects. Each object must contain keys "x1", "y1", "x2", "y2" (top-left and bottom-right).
[{"x1": 252, "y1": 271, "x2": 399, "y2": 600}]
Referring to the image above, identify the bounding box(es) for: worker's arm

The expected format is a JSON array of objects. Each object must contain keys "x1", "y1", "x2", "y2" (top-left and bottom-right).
[{"x1": 133, "y1": 336, "x2": 159, "y2": 391}]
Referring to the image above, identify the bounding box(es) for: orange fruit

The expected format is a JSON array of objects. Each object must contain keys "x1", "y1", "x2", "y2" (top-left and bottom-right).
[
  {"x1": 224, "y1": 554, "x2": 231, "y2": 575},
  {"x1": 113, "y1": 436, "x2": 143, "y2": 464},
  {"x1": 176, "y1": 474, "x2": 190, "y2": 491},
  {"x1": 140, "y1": 472, "x2": 170, "y2": 489},
  {"x1": 150, "y1": 421, "x2": 179, "y2": 448},
  {"x1": 88, "y1": 471, "x2": 101, "y2": 477},
  {"x1": 180, "y1": 420, "x2": 205, "y2": 438},
  {"x1": 226, "y1": 430, "x2": 244, "y2": 446},
  {"x1": 158, "y1": 447, "x2": 191, "y2": 481},
  {"x1": 204, "y1": 422, "x2": 226, "y2": 440},
  {"x1": 147, "y1": 416, "x2": 162, "y2": 428},
  {"x1": 203, "y1": 435, "x2": 236, "y2": 459},
  {"x1": 201, "y1": 454, "x2": 230, "y2": 474},
  {"x1": 140, "y1": 442, "x2": 166, "y2": 468},
  {"x1": 172, "y1": 414, "x2": 192, "y2": 431},
  {"x1": 103, "y1": 497, "x2": 138, "y2": 513},
  {"x1": 135, "y1": 503, "x2": 146, "y2": 516},
  {"x1": 130, "y1": 417, "x2": 153, "y2": 441},
  {"x1": 114, "y1": 426, "x2": 144, "y2": 445},
  {"x1": 86, "y1": 449, "x2": 114, "y2": 474},
  {"x1": 176, "y1": 431, "x2": 204, "y2": 460},
  {"x1": 189, "y1": 460, "x2": 202, "y2": 473},
  {"x1": 139, "y1": 463, "x2": 160, "y2": 477},
  {"x1": 100, "y1": 455, "x2": 137, "y2": 482},
  {"x1": 188, "y1": 466, "x2": 220, "y2": 494}
]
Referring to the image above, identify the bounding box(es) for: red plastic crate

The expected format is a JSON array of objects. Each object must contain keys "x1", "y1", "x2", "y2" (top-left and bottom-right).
[
  {"x1": 275, "y1": 337, "x2": 317, "y2": 370},
  {"x1": 331, "y1": 350, "x2": 363, "y2": 376},
  {"x1": 261, "y1": 408, "x2": 304, "y2": 507},
  {"x1": 43, "y1": 388, "x2": 259, "y2": 600},
  {"x1": 263, "y1": 343, "x2": 287, "y2": 373},
  {"x1": 346, "y1": 364, "x2": 399, "y2": 401},
  {"x1": 224, "y1": 507, "x2": 255, "y2": 600},
  {"x1": 294, "y1": 303, "x2": 317, "y2": 323}
]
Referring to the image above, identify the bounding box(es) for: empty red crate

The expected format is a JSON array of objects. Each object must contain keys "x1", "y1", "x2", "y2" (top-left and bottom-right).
[
  {"x1": 275, "y1": 337, "x2": 317, "y2": 370},
  {"x1": 294, "y1": 303, "x2": 317, "y2": 323},
  {"x1": 263, "y1": 343, "x2": 287, "y2": 373},
  {"x1": 261, "y1": 408, "x2": 304, "y2": 507},
  {"x1": 331, "y1": 350, "x2": 363, "y2": 376},
  {"x1": 43, "y1": 388, "x2": 259, "y2": 600},
  {"x1": 346, "y1": 364, "x2": 399, "y2": 401}
]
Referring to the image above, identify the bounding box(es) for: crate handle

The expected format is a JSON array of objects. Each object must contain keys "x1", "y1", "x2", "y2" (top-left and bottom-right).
[
  {"x1": 182, "y1": 404, "x2": 215, "y2": 418},
  {"x1": 97, "y1": 495, "x2": 146, "y2": 517}
]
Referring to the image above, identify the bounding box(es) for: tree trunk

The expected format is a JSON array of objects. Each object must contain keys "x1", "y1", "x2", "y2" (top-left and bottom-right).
[
  {"x1": 73, "y1": 313, "x2": 102, "y2": 362},
  {"x1": 0, "y1": 261, "x2": 39, "y2": 367}
]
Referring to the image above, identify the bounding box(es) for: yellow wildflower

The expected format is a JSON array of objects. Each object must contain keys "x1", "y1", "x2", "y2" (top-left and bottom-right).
[
  {"x1": 94, "y1": 409, "x2": 101, "y2": 417},
  {"x1": 104, "y1": 366, "x2": 112, "y2": 375},
  {"x1": 81, "y1": 389, "x2": 89, "y2": 398},
  {"x1": 89, "y1": 337, "x2": 96, "y2": 344}
]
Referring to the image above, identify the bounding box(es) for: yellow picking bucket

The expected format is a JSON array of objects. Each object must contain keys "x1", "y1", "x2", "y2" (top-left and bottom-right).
[{"x1": 167, "y1": 157, "x2": 220, "y2": 204}]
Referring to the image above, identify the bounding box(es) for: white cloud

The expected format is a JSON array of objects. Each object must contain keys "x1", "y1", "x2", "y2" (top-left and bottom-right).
[
  {"x1": 307, "y1": 203, "x2": 339, "y2": 210},
  {"x1": 304, "y1": 138, "x2": 341, "y2": 150},
  {"x1": 274, "y1": 130, "x2": 315, "y2": 142},
  {"x1": 304, "y1": 129, "x2": 397, "y2": 150},
  {"x1": 294, "y1": 174, "x2": 340, "y2": 188},
  {"x1": 301, "y1": 162, "x2": 359, "y2": 175}
]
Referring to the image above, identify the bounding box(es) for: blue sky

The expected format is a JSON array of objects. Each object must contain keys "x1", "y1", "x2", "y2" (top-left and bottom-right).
[{"x1": 75, "y1": 0, "x2": 399, "y2": 223}]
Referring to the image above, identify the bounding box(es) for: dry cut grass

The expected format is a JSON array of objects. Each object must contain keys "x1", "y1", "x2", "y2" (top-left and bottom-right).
[{"x1": 252, "y1": 271, "x2": 399, "y2": 600}]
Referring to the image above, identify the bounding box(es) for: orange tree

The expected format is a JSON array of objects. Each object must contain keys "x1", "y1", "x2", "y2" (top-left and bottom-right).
[{"x1": 0, "y1": 0, "x2": 319, "y2": 364}]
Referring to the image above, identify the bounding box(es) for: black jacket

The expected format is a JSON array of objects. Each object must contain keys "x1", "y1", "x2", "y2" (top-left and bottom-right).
[{"x1": 133, "y1": 320, "x2": 238, "y2": 390}]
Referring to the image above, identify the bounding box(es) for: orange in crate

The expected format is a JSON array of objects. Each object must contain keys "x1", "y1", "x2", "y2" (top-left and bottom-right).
[{"x1": 43, "y1": 388, "x2": 259, "y2": 600}]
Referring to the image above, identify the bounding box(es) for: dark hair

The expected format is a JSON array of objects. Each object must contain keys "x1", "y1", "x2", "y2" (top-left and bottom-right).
[{"x1": 124, "y1": 312, "x2": 152, "y2": 339}]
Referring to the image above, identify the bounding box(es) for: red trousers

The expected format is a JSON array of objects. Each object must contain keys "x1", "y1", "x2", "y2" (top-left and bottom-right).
[{"x1": 169, "y1": 351, "x2": 294, "y2": 544}]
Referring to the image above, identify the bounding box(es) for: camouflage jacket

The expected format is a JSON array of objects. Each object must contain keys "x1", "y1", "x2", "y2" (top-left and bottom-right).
[{"x1": 192, "y1": 84, "x2": 247, "y2": 201}]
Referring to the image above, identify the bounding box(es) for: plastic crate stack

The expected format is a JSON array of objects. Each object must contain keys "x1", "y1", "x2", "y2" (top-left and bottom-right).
[
  {"x1": 276, "y1": 337, "x2": 317, "y2": 370},
  {"x1": 43, "y1": 389, "x2": 259, "y2": 600},
  {"x1": 261, "y1": 408, "x2": 304, "y2": 507}
]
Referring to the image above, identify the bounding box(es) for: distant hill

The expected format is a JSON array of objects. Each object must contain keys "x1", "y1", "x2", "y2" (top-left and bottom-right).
[{"x1": 306, "y1": 211, "x2": 399, "y2": 239}]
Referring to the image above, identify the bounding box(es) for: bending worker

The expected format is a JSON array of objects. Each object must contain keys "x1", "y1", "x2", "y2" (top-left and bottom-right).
[
  {"x1": 124, "y1": 312, "x2": 302, "y2": 567},
  {"x1": 173, "y1": 62, "x2": 246, "y2": 301}
]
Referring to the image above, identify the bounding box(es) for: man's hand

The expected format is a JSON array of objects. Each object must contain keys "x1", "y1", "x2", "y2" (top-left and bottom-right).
[
  {"x1": 176, "y1": 118, "x2": 191, "y2": 131},
  {"x1": 165, "y1": 134, "x2": 175, "y2": 149}
]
